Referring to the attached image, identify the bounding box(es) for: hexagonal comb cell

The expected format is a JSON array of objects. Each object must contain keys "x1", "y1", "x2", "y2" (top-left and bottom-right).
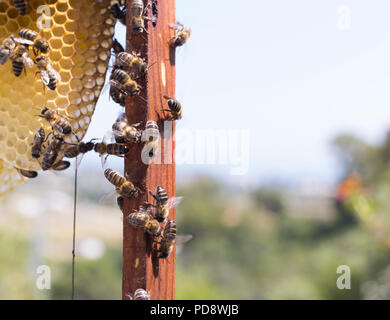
[
  {"x1": 0, "y1": 159, "x2": 26, "y2": 194},
  {"x1": 0, "y1": 0, "x2": 115, "y2": 195}
]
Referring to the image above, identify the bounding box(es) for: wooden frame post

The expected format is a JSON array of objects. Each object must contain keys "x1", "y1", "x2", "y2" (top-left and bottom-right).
[{"x1": 123, "y1": 0, "x2": 176, "y2": 300}]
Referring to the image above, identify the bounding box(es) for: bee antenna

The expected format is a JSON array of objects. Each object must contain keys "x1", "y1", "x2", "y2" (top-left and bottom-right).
[{"x1": 147, "y1": 61, "x2": 157, "y2": 69}]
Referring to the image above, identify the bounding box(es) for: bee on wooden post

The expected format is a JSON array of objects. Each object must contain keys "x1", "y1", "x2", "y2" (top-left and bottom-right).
[
  {"x1": 0, "y1": 36, "x2": 17, "y2": 65},
  {"x1": 104, "y1": 168, "x2": 141, "y2": 199},
  {"x1": 109, "y1": 86, "x2": 125, "y2": 107},
  {"x1": 35, "y1": 56, "x2": 61, "y2": 90},
  {"x1": 16, "y1": 168, "x2": 38, "y2": 179},
  {"x1": 157, "y1": 220, "x2": 192, "y2": 259},
  {"x1": 15, "y1": 29, "x2": 50, "y2": 55},
  {"x1": 114, "y1": 51, "x2": 149, "y2": 76},
  {"x1": 126, "y1": 288, "x2": 151, "y2": 300},
  {"x1": 169, "y1": 22, "x2": 191, "y2": 48},
  {"x1": 161, "y1": 96, "x2": 182, "y2": 120},
  {"x1": 149, "y1": 186, "x2": 183, "y2": 222},
  {"x1": 41, "y1": 134, "x2": 65, "y2": 171},
  {"x1": 127, "y1": 204, "x2": 162, "y2": 237},
  {"x1": 38, "y1": 107, "x2": 77, "y2": 140},
  {"x1": 131, "y1": 0, "x2": 151, "y2": 35},
  {"x1": 111, "y1": 0, "x2": 126, "y2": 25},
  {"x1": 151, "y1": 0, "x2": 158, "y2": 27},
  {"x1": 112, "y1": 111, "x2": 142, "y2": 144},
  {"x1": 94, "y1": 140, "x2": 129, "y2": 158},
  {"x1": 11, "y1": 45, "x2": 34, "y2": 77},
  {"x1": 31, "y1": 128, "x2": 45, "y2": 159},
  {"x1": 141, "y1": 120, "x2": 160, "y2": 162},
  {"x1": 13, "y1": 0, "x2": 27, "y2": 15},
  {"x1": 110, "y1": 68, "x2": 141, "y2": 97}
]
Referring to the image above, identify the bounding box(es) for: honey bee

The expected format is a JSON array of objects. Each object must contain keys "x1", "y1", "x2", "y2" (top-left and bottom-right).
[
  {"x1": 115, "y1": 51, "x2": 148, "y2": 76},
  {"x1": 112, "y1": 111, "x2": 142, "y2": 144},
  {"x1": 16, "y1": 168, "x2": 38, "y2": 179},
  {"x1": 104, "y1": 168, "x2": 141, "y2": 199},
  {"x1": 41, "y1": 135, "x2": 64, "y2": 171},
  {"x1": 94, "y1": 141, "x2": 130, "y2": 157},
  {"x1": 157, "y1": 220, "x2": 192, "y2": 259},
  {"x1": 141, "y1": 120, "x2": 160, "y2": 161},
  {"x1": 64, "y1": 140, "x2": 96, "y2": 159},
  {"x1": 13, "y1": 0, "x2": 27, "y2": 15},
  {"x1": 51, "y1": 160, "x2": 71, "y2": 171},
  {"x1": 126, "y1": 288, "x2": 151, "y2": 300},
  {"x1": 157, "y1": 219, "x2": 176, "y2": 259},
  {"x1": 35, "y1": 56, "x2": 61, "y2": 90},
  {"x1": 149, "y1": 186, "x2": 183, "y2": 222},
  {"x1": 169, "y1": 22, "x2": 191, "y2": 48},
  {"x1": 16, "y1": 28, "x2": 50, "y2": 55},
  {"x1": 0, "y1": 36, "x2": 17, "y2": 65},
  {"x1": 31, "y1": 128, "x2": 45, "y2": 159},
  {"x1": 111, "y1": 0, "x2": 126, "y2": 25},
  {"x1": 127, "y1": 204, "x2": 162, "y2": 237},
  {"x1": 112, "y1": 38, "x2": 124, "y2": 55},
  {"x1": 109, "y1": 86, "x2": 125, "y2": 107},
  {"x1": 11, "y1": 45, "x2": 34, "y2": 77},
  {"x1": 38, "y1": 107, "x2": 75, "y2": 138},
  {"x1": 131, "y1": 0, "x2": 150, "y2": 34},
  {"x1": 151, "y1": 0, "x2": 158, "y2": 27},
  {"x1": 161, "y1": 96, "x2": 182, "y2": 120},
  {"x1": 110, "y1": 68, "x2": 141, "y2": 97}
]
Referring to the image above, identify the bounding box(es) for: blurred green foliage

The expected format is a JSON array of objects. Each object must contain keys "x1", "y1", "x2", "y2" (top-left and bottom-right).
[{"x1": 3, "y1": 130, "x2": 390, "y2": 299}]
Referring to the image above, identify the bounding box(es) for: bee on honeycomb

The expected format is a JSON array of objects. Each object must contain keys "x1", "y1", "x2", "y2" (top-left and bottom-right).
[{"x1": 0, "y1": 0, "x2": 115, "y2": 195}]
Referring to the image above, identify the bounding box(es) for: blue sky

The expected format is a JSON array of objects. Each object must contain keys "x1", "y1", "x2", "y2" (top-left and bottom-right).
[{"x1": 83, "y1": 0, "x2": 390, "y2": 187}]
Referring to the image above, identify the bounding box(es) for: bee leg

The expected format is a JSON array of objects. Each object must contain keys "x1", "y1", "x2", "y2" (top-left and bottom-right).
[
  {"x1": 72, "y1": 131, "x2": 80, "y2": 142},
  {"x1": 149, "y1": 191, "x2": 159, "y2": 202}
]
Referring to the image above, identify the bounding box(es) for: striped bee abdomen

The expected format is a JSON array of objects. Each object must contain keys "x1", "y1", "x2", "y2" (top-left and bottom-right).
[
  {"x1": 168, "y1": 99, "x2": 181, "y2": 113},
  {"x1": 12, "y1": 57, "x2": 24, "y2": 77},
  {"x1": 13, "y1": 0, "x2": 27, "y2": 15},
  {"x1": 156, "y1": 186, "x2": 168, "y2": 204},
  {"x1": 19, "y1": 28, "x2": 37, "y2": 41},
  {"x1": 104, "y1": 168, "x2": 126, "y2": 187},
  {"x1": 106, "y1": 143, "x2": 129, "y2": 155}
]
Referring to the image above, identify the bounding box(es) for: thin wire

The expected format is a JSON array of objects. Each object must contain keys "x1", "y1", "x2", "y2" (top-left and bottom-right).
[{"x1": 71, "y1": 157, "x2": 78, "y2": 300}]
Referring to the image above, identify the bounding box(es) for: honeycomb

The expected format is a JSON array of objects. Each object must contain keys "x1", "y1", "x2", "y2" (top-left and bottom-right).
[{"x1": 0, "y1": 0, "x2": 115, "y2": 195}]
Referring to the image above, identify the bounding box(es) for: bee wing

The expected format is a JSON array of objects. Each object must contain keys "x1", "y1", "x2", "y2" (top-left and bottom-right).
[
  {"x1": 40, "y1": 70, "x2": 50, "y2": 85},
  {"x1": 13, "y1": 37, "x2": 34, "y2": 46},
  {"x1": 116, "y1": 110, "x2": 128, "y2": 123},
  {"x1": 168, "y1": 22, "x2": 180, "y2": 30},
  {"x1": 22, "y1": 52, "x2": 34, "y2": 68},
  {"x1": 103, "y1": 130, "x2": 116, "y2": 143},
  {"x1": 167, "y1": 196, "x2": 183, "y2": 210},
  {"x1": 50, "y1": 68, "x2": 61, "y2": 81},
  {"x1": 0, "y1": 53, "x2": 8, "y2": 65},
  {"x1": 99, "y1": 190, "x2": 118, "y2": 206},
  {"x1": 100, "y1": 153, "x2": 108, "y2": 169},
  {"x1": 176, "y1": 234, "x2": 193, "y2": 245}
]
